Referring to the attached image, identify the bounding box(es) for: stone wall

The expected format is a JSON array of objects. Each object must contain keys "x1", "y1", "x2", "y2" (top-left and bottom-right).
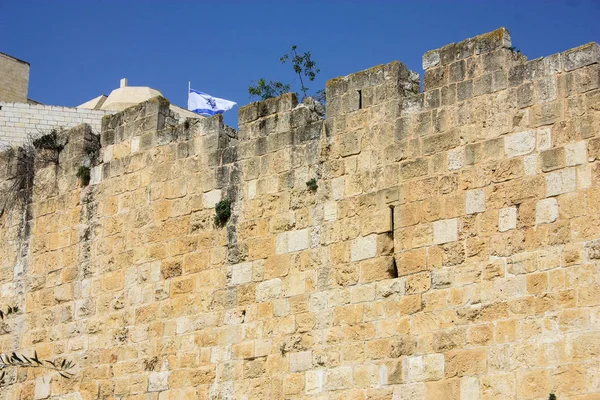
[
  {"x1": 0, "y1": 28, "x2": 599, "y2": 400},
  {"x1": 0, "y1": 102, "x2": 111, "y2": 147},
  {"x1": 0, "y1": 52, "x2": 29, "y2": 103}
]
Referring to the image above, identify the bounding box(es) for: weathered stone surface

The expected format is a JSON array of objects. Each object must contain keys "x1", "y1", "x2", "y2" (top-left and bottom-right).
[
  {"x1": 545, "y1": 168, "x2": 576, "y2": 196},
  {"x1": 351, "y1": 235, "x2": 378, "y2": 262},
  {"x1": 466, "y1": 188, "x2": 486, "y2": 215},
  {"x1": 1, "y1": 29, "x2": 599, "y2": 400},
  {"x1": 433, "y1": 218, "x2": 458, "y2": 245},
  {"x1": 536, "y1": 198, "x2": 559, "y2": 224},
  {"x1": 499, "y1": 206, "x2": 517, "y2": 232},
  {"x1": 505, "y1": 130, "x2": 536, "y2": 157},
  {"x1": 405, "y1": 354, "x2": 444, "y2": 383}
]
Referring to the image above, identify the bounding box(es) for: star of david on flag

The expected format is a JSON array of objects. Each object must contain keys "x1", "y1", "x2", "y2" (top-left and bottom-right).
[{"x1": 187, "y1": 88, "x2": 237, "y2": 116}]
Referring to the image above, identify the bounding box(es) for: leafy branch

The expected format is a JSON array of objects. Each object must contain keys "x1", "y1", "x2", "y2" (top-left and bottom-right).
[
  {"x1": 0, "y1": 305, "x2": 18, "y2": 320},
  {"x1": 0, "y1": 307, "x2": 75, "y2": 387},
  {"x1": 0, "y1": 351, "x2": 75, "y2": 385},
  {"x1": 248, "y1": 45, "x2": 322, "y2": 102},
  {"x1": 248, "y1": 79, "x2": 291, "y2": 101},
  {"x1": 280, "y1": 45, "x2": 320, "y2": 100}
]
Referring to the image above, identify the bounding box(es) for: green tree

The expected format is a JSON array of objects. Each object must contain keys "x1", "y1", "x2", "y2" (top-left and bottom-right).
[
  {"x1": 248, "y1": 45, "x2": 322, "y2": 102},
  {"x1": 248, "y1": 78, "x2": 291, "y2": 101},
  {"x1": 280, "y1": 45, "x2": 320, "y2": 100}
]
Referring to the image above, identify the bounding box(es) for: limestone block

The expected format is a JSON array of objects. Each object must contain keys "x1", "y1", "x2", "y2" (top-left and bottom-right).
[
  {"x1": 324, "y1": 201, "x2": 337, "y2": 221},
  {"x1": 460, "y1": 376, "x2": 480, "y2": 399},
  {"x1": 422, "y1": 50, "x2": 440, "y2": 70},
  {"x1": 351, "y1": 234, "x2": 378, "y2": 262},
  {"x1": 445, "y1": 349, "x2": 487, "y2": 377},
  {"x1": 539, "y1": 147, "x2": 565, "y2": 172},
  {"x1": 325, "y1": 366, "x2": 353, "y2": 390},
  {"x1": 276, "y1": 229, "x2": 310, "y2": 254},
  {"x1": 289, "y1": 229, "x2": 310, "y2": 253},
  {"x1": 103, "y1": 145, "x2": 113, "y2": 162},
  {"x1": 148, "y1": 371, "x2": 169, "y2": 392},
  {"x1": 248, "y1": 180, "x2": 257, "y2": 199},
  {"x1": 256, "y1": 279, "x2": 282, "y2": 302},
  {"x1": 536, "y1": 198, "x2": 559, "y2": 224},
  {"x1": 536, "y1": 76, "x2": 557, "y2": 103},
  {"x1": 448, "y1": 148, "x2": 465, "y2": 171},
  {"x1": 576, "y1": 164, "x2": 592, "y2": 189},
  {"x1": 229, "y1": 262, "x2": 252, "y2": 286},
  {"x1": 563, "y1": 42, "x2": 600, "y2": 72},
  {"x1": 203, "y1": 189, "x2": 222, "y2": 208},
  {"x1": 520, "y1": 154, "x2": 536, "y2": 176},
  {"x1": 338, "y1": 132, "x2": 361, "y2": 157},
  {"x1": 290, "y1": 351, "x2": 312, "y2": 372},
  {"x1": 505, "y1": 130, "x2": 535, "y2": 157},
  {"x1": 90, "y1": 165, "x2": 102, "y2": 185},
  {"x1": 34, "y1": 377, "x2": 51, "y2": 399},
  {"x1": 331, "y1": 177, "x2": 345, "y2": 200},
  {"x1": 545, "y1": 168, "x2": 576, "y2": 197},
  {"x1": 131, "y1": 136, "x2": 140, "y2": 153},
  {"x1": 392, "y1": 383, "x2": 427, "y2": 400},
  {"x1": 499, "y1": 207, "x2": 517, "y2": 232},
  {"x1": 305, "y1": 370, "x2": 324, "y2": 395},
  {"x1": 536, "y1": 128, "x2": 552, "y2": 151},
  {"x1": 516, "y1": 369, "x2": 550, "y2": 399},
  {"x1": 397, "y1": 248, "x2": 427, "y2": 276},
  {"x1": 405, "y1": 354, "x2": 444, "y2": 382},
  {"x1": 466, "y1": 189, "x2": 486, "y2": 215},
  {"x1": 565, "y1": 141, "x2": 587, "y2": 166},
  {"x1": 433, "y1": 219, "x2": 458, "y2": 245},
  {"x1": 422, "y1": 131, "x2": 460, "y2": 156}
]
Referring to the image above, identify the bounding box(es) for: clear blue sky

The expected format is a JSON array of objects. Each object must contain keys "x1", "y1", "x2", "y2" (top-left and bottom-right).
[{"x1": 1, "y1": 0, "x2": 598, "y2": 128}]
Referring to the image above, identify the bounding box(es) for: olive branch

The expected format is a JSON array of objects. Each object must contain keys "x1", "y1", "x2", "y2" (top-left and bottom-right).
[{"x1": 0, "y1": 306, "x2": 75, "y2": 386}]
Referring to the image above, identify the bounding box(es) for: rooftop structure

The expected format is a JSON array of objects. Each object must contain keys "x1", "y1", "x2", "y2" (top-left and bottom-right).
[{"x1": 0, "y1": 55, "x2": 201, "y2": 147}]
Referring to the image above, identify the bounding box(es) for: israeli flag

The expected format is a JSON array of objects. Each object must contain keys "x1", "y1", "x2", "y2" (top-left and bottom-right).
[{"x1": 188, "y1": 88, "x2": 237, "y2": 116}]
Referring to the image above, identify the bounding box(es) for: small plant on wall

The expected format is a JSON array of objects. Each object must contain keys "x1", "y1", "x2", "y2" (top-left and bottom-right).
[
  {"x1": 214, "y1": 198, "x2": 232, "y2": 227},
  {"x1": 76, "y1": 166, "x2": 91, "y2": 187},
  {"x1": 306, "y1": 178, "x2": 318, "y2": 192}
]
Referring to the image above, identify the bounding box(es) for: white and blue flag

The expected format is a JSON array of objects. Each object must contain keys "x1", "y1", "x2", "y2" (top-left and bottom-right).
[{"x1": 188, "y1": 89, "x2": 237, "y2": 116}]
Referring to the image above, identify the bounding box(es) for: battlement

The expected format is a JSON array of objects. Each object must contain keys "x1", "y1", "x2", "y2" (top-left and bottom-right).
[{"x1": 1, "y1": 28, "x2": 600, "y2": 399}]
